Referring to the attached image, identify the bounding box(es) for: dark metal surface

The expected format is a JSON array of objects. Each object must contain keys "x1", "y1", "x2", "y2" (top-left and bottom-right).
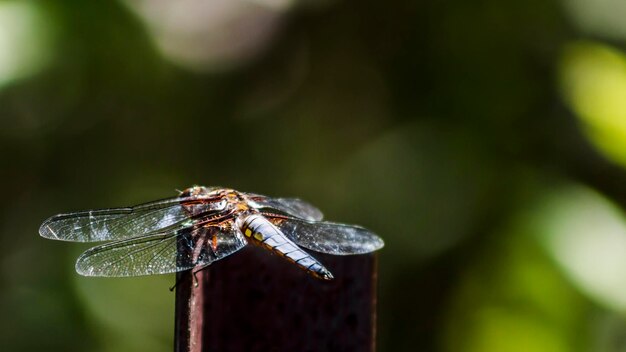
[{"x1": 175, "y1": 246, "x2": 377, "y2": 352}]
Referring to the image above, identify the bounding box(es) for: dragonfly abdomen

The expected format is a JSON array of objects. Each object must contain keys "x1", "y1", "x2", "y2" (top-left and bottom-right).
[{"x1": 240, "y1": 214, "x2": 333, "y2": 280}]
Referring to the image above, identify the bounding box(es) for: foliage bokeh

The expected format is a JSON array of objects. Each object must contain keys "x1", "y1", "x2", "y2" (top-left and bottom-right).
[{"x1": 2, "y1": 0, "x2": 626, "y2": 351}]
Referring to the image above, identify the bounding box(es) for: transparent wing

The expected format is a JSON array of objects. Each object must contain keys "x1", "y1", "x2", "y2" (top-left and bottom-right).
[
  {"x1": 39, "y1": 195, "x2": 219, "y2": 242},
  {"x1": 75, "y1": 222, "x2": 247, "y2": 277},
  {"x1": 266, "y1": 216, "x2": 384, "y2": 255},
  {"x1": 246, "y1": 194, "x2": 323, "y2": 221}
]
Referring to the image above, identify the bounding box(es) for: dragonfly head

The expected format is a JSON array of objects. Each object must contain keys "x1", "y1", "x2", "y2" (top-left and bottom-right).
[
  {"x1": 180, "y1": 186, "x2": 248, "y2": 214},
  {"x1": 181, "y1": 185, "x2": 224, "y2": 198}
]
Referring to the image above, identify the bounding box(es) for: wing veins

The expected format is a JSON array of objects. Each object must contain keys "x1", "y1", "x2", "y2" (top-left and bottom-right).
[
  {"x1": 264, "y1": 215, "x2": 384, "y2": 255},
  {"x1": 41, "y1": 194, "x2": 226, "y2": 242},
  {"x1": 86, "y1": 234, "x2": 177, "y2": 269}
]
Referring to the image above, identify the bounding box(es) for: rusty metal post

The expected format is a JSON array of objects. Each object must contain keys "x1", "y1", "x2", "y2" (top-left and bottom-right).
[{"x1": 174, "y1": 245, "x2": 378, "y2": 352}]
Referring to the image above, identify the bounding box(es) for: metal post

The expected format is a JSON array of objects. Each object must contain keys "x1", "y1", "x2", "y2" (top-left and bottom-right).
[{"x1": 174, "y1": 245, "x2": 378, "y2": 351}]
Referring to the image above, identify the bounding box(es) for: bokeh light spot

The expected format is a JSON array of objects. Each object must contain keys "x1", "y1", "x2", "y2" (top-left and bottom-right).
[
  {"x1": 560, "y1": 41, "x2": 626, "y2": 167},
  {"x1": 466, "y1": 308, "x2": 569, "y2": 352},
  {"x1": 0, "y1": 1, "x2": 53, "y2": 88},
  {"x1": 535, "y1": 184, "x2": 626, "y2": 311},
  {"x1": 442, "y1": 214, "x2": 583, "y2": 352},
  {"x1": 123, "y1": 0, "x2": 288, "y2": 72},
  {"x1": 562, "y1": 0, "x2": 626, "y2": 40}
]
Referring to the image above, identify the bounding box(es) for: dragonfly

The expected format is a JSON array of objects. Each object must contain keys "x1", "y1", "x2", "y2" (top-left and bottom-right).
[{"x1": 39, "y1": 186, "x2": 384, "y2": 280}]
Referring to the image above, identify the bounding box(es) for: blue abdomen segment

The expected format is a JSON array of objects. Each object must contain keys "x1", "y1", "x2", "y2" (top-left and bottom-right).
[{"x1": 240, "y1": 214, "x2": 333, "y2": 280}]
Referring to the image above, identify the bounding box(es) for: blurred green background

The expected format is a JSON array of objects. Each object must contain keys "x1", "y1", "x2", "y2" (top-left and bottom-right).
[{"x1": 3, "y1": 0, "x2": 626, "y2": 351}]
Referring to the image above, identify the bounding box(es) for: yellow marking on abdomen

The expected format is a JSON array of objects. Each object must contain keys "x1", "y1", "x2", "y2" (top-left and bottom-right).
[{"x1": 244, "y1": 228, "x2": 252, "y2": 237}]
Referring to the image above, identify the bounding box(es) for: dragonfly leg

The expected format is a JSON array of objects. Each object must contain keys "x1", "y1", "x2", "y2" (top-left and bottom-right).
[
  {"x1": 169, "y1": 275, "x2": 184, "y2": 292},
  {"x1": 168, "y1": 265, "x2": 211, "y2": 291},
  {"x1": 192, "y1": 264, "x2": 210, "y2": 287}
]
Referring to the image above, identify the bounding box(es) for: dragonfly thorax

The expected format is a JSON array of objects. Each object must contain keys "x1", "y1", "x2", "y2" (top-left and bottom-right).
[{"x1": 178, "y1": 187, "x2": 239, "y2": 219}]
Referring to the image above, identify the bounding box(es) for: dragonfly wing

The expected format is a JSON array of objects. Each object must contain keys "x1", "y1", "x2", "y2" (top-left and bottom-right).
[
  {"x1": 266, "y1": 216, "x2": 384, "y2": 255},
  {"x1": 39, "y1": 195, "x2": 221, "y2": 242},
  {"x1": 75, "y1": 222, "x2": 247, "y2": 277},
  {"x1": 246, "y1": 194, "x2": 324, "y2": 221}
]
